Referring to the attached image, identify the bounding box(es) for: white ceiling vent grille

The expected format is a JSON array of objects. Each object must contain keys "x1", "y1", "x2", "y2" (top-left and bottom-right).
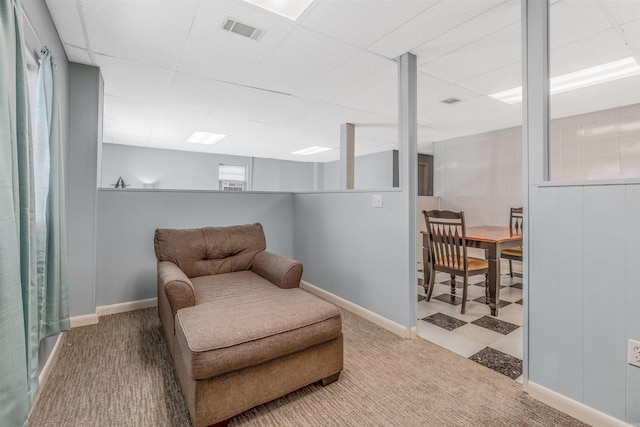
[
  {"x1": 440, "y1": 97, "x2": 462, "y2": 104},
  {"x1": 222, "y1": 18, "x2": 265, "y2": 41}
]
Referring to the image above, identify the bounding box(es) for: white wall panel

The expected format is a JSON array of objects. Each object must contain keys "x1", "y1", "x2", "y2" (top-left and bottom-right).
[
  {"x1": 556, "y1": 186, "x2": 584, "y2": 401},
  {"x1": 528, "y1": 186, "x2": 560, "y2": 389},
  {"x1": 96, "y1": 190, "x2": 294, "y2": 306},
  {"x1": 582, "y1": 185, "x2": 626, "y2": 418}
]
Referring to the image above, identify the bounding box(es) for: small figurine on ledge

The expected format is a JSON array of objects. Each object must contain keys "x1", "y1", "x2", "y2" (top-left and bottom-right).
[{"x1": 114, "y1": 176, "x2": 128, "y2": 188}]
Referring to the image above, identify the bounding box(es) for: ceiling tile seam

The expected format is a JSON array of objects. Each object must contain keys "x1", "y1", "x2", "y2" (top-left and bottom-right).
[
  {"x1": 358, "y1": 0, "x2": 448, "y2": 54},
  {"x1": 74, "y1": 0, "x2": 96, "y2": 65},
  {"x1": 412, "y1": 0, "x2": 520, "y2": 66},
  {"x1": 153, "y1": 0, "x2": 202, "y2": 133},
  {"x1": 416, "y1": 21, "x2": 521, "y2": 70},
  {"x1": 166, "y1": 69, "x2": 400, "y2": 123},
  {"x1": 41, "y1": 2, "x2": 76, "y2": 63},
  {"x1": 594, "y1": 0, "x2": 640, "y2": 64}
]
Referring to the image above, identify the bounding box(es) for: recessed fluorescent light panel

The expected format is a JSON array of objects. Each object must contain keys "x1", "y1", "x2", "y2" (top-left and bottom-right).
[
  {"x1": 186, "y1": 131, "x2": 226, "y2": 145},
  {"x1": 490, "y1": 57, "x2": 640, "y2": 104},
  {"x1": 243, "y1": 0, "x2": 315, "y2": 20},
  {"x1": 291, "y1": 146, "x2": 332, "y2": 155}
]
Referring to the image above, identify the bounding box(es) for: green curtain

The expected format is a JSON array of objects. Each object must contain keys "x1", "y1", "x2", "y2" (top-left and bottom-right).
[
  {"x1": 0, "y1": 0, "x2": 35, "y2": 425},
  {"x1": 34, "y1": 48, "x2": 69, "y2": 339}
]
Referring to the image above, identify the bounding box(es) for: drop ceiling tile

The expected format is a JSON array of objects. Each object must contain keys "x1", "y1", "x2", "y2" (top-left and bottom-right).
[
  {"x1": 80, "y1": 1, "x2": 199, "y2": 69},
  {"x1": 266, "y1": 127, "x2": 338, "y2": 147},
  {"x1": 109, "y1": 120, "x2": 154, "y2": 139},
  {"x1": 412, "y1": 0, "x2": 520, "y2": 65},
  {"x1": 148, "y1": 127, "x2": 193, "y2": 150},
  {"x1": 45, "y1": 0, "x2": 86, "y2": 48},
  {"x1": 95, "y1": 54, "x2": 173, "y2": 102},
  {"x1": 457, "y1": 61, "x2": 521, "y2": 96},
  {"x1": 103, "y1": 96, "x2": 161, "y2": 125},
  {"x1": 549, "y1": 0, "x2": 613, "y2": 49},
  {"x1": 294, "y1": 105, "x2": 395, "y2": 135},
  {"x1": 64, "y1": 45, "x2": 92, "y2": 65},
  {"x1": 164, "y1": 72, "x2": 323, "y2": 125},
  {"x1": 154, "y1": 106, "x2": 211, "y2": 130},
  {"x1": 417, "y1": 84, "x2": 483, "y2": 116},
  {"x1": 419, "y1": 22, "x2": 520, "y2": 83},
  {"x1": 246, "y1": 26, "x2": 360, "y2": 94},
  {"x1": 299, "y1": 0, "x2": 437, "y2": 49},
  {"x1": 592, "y1": 0, "x2": 640, "y2": 26},
  {"x1": 294, "y1": 51, "x2": 397, "y2": 104},
  {"x1": 550, "y1": 75, "x2": 640, "y2": 120},
  {"x1": 418, "y1": 126, "x2": 456, "y2": 144},
  {"x1": 369, "y1": 0, "x2": 506, "y2": 59},
  {"x1": 418, "y1": 97, "x2": 520, "y2": 137},
  {"x1": 352, "y1": 124, "x2": 398, "y2": 144},
  {"x1": 197, "y1": 114, "x2": 254, "y2": 135},
  {"x1": 343, "y1": 79, "x2": 398, "y2": 118},
  {"x1": 176, "y1": 0, "x2": 295, "y2": 84},
  {"x1": 235, "y1": 121, "x2": 283, "y2": 139},
  {"x1": 621, "y1": 19, "x2": 640, "y2": 51},
  {"x1": 109, "y1": 133, "x2": 149, "y2": 147},
  {"x1": 549, "y1": 28, "x2": 631, "y2": 77}
]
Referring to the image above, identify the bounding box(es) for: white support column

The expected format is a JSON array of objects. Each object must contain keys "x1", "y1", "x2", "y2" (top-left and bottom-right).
[
  {"x1": 340, "y1": 122, "x2": 355, "y2": 190},
  {"x1": 522, "y1": 0, "x2": 549, "y2": 383},
  {"x1": 398, "y1": 52, "x2": 418, "y2": 329}
]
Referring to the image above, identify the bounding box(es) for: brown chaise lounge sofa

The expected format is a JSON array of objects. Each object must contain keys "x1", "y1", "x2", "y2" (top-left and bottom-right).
[{"x1": 154, "y1": 223, "x2": 343, "y2": 427}]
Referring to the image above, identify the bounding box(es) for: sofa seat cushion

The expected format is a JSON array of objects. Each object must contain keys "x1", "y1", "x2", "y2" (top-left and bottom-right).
[
  {"x1": 191, "y1": 270, "x2": 281, "y2": 306},
  {"x1": 175, "y1": 285, "x2": 342, "y2": 380}
]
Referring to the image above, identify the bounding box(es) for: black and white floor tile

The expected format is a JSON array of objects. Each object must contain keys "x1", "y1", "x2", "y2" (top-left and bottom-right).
[{"x1": 417, "y1": 270, "x2": 524, "y2": 382}]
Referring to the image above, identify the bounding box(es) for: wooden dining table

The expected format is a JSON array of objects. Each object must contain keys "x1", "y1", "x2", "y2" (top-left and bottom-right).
[{"x1": 464, "y1": 226, "x2": 523, "y2": 316}]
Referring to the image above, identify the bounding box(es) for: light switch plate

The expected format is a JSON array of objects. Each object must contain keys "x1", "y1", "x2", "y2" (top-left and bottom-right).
[
  {"x1": 372, "y1": 194, "x2": 383, "y2": 208},
  {"x1": 629, "y1": 339, "x2": 640, "y2": 368}
]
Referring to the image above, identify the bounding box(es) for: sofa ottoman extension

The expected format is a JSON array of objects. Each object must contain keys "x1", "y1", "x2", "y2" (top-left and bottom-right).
[{"x1": 154, "y1": 223, "x2": 344, "y2": 427}]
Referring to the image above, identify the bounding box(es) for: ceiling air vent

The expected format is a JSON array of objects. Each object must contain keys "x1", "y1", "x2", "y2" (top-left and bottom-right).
[
  {"x1": 440, "y1": 97, "x2": 462, "y2": 104},
  {"x1": 222, "y1": 18, "x2": 265, "y2": 41}
]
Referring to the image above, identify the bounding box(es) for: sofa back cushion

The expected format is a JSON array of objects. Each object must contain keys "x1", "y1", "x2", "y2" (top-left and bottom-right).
[{"x1": 154, "y1": 223, "x2": 266, "y2": 278}]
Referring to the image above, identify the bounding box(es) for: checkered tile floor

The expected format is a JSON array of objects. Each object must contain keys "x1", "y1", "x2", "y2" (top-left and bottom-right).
[{"x1": 417, "y1": 270, "x2": 523, "y2": 382}]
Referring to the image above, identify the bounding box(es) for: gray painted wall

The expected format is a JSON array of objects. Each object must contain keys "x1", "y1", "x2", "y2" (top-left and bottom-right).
[
  {"x1": 293, "y1": 191, "x2": 412, "y2": 326},
  {"x1": 101, "y1": 143, "x2": 315, "y2": 192},
  {"x1": 67, "y1": 64, "x2": 102, "y2": 317},
  {"x1": 96, "y1": 190, "x2": 294, "y2": 307},
  {"x1": 324, "y1": 150, "x2": 396, "y2": 190}
]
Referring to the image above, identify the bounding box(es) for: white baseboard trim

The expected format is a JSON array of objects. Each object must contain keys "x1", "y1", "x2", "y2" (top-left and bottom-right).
[
  {"x1": 96, "y1": 298, "x2": 157, "y2": 317},
  {"x1": 70, "y1": 298, "x2": 158, "y2": 328},
  {"x1": 70, "y1": 313, "x2": 99, "y2": 328},
  {"x1": 527, "y1": 381, "x2": 630, "y2": 427},
  {"x1": 30, "y1": 332, "x2": 65, "y2": 417},
  {"x1": 300, "y1": 280, "x2": 415, "y2": 339}
]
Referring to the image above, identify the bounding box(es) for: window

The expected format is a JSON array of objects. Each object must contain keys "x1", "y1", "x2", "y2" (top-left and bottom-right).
[{"x1": 218, "y1": 164, "x2": 247, "y2": 191}]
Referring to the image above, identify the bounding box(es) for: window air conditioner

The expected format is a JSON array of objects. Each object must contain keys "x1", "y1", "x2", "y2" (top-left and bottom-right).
[{"x1": 220, "y1": 181, "x2": 245, "y2": 191}]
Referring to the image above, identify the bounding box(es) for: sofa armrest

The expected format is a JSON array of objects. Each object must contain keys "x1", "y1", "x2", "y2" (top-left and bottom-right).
[
  {"x1": 158, "y1": 261, "x2": 195, "y2": 316},
  {"x1": 251, "y1": 251, "x2": 303, "y2": 289}
]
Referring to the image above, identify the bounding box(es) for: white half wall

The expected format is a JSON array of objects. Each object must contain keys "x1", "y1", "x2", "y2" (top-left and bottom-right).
[{"x1": 95, "y1": 189, "x2": 294, "y2": 307}]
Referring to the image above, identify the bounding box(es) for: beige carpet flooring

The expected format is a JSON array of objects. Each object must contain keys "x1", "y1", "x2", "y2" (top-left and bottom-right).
[{"x1": 29, "y1": 307, "x2": 585, "y2": 427}]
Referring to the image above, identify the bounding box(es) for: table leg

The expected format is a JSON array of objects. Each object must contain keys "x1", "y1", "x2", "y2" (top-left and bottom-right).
[{"x1": 487, "y1": 244, "x2": 501, "y2": 316}]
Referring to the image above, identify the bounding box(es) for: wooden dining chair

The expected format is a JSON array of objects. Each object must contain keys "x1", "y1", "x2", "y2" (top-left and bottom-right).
[
  {"x1": 501, "y1": 207, "x2": 523, "y2": 277},
  {"x1": 422, "y1": 210, "x2": 488, "y2": 314}
]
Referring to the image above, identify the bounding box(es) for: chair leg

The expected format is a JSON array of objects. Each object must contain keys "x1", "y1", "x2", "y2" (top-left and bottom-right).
[
  {"x1": 461, "y1": 275, "x2": 468, "y2": 314},
  {"x1": 484, "y1": 274, "x2": 490, "y2": 304},
  {"x1": 426, "y1": 266, "x2": 436, "y2": 301},
  {"x1": 450, "y1": 274, "x2": 456, "y2": 296},
  {"x1": 509, "y1": 259, "x2": 513, "y2": 277}
]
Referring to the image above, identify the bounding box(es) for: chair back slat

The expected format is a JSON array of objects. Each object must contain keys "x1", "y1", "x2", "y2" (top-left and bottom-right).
[
  {"x1": 422, "y1": 210, "x2": 467, "y2": 273},
  {"x1": 510, "y1": 207, "x2": 523, "y2": 230}
]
